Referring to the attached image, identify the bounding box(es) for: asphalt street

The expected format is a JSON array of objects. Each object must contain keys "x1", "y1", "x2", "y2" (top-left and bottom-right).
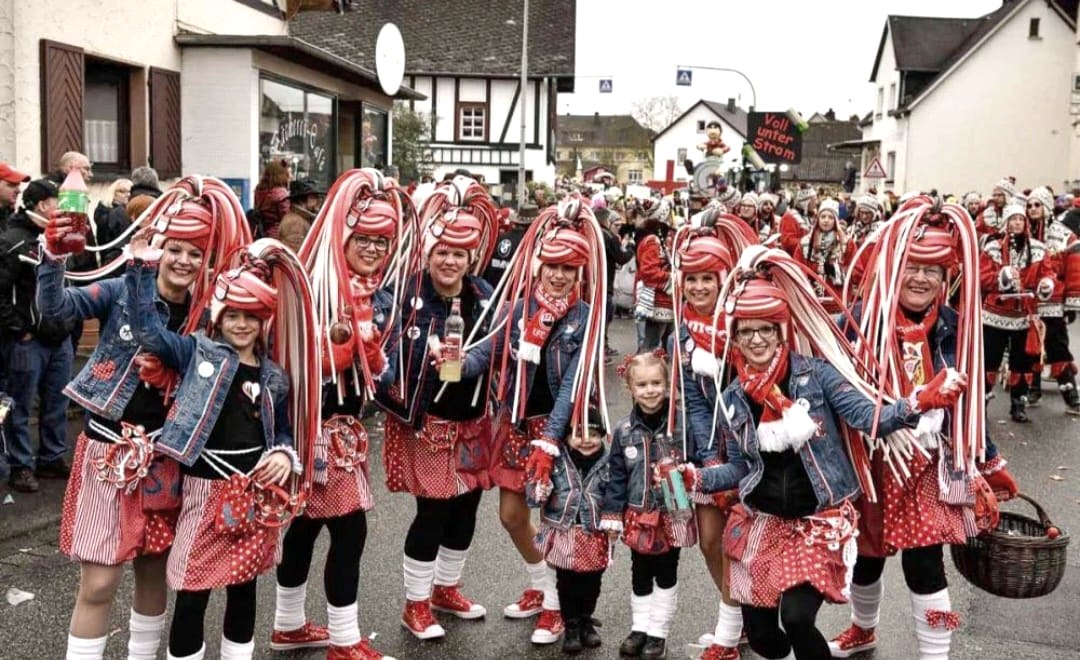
[{"x1": 0, "y1": 318, "x2": 1077, "y2": 659}]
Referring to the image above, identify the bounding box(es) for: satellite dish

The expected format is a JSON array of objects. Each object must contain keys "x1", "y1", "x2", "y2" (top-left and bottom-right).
[
  {"x1": 375, "y1": 23, "x2": 405, "y2": 97},
  {"x1": 693, "y1": 158, "x2": 725, "y2": 194}
]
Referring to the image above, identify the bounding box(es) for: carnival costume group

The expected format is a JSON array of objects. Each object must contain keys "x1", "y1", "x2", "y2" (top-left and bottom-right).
[{"x1": 45, "y1": 168, "x2": 1078, "y2": 660}]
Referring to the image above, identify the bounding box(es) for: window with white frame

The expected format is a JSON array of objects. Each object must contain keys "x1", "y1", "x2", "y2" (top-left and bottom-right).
[
  {"x1": 876, "y1": 87, "x2": 884, "y2": 118},
  {"x1": 458, "y1": 103, "x2": 486, "y2": 141},
  {"x1": 888, "y1": 83, "x2": 897, "y2": 111},
  {"x1": 886, "y1": 151, "x2": 896, "y2": 180},
  {"x1": 677, "y1": 147, "x2": 687, "y2": 163},
  {"x1": 696, "y1": 120, "x2": 706, "y2": 133},
  {"x1": 628, "y1": 169, "x2": 643, "y2": 183}
]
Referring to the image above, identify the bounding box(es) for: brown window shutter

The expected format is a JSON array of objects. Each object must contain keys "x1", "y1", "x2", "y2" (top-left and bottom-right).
[
  {"x1": 40, "y1": 40, "x2": 84, "y2": 174},
  {"x1": 149, "y1": 67, "x2": 181, "y2": 179}
]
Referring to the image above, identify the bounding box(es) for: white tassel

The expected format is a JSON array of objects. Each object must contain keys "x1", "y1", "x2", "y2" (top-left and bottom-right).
[
  {"x1": 518, "y1": 340, "x2": 542, "y2": 365},
  {"x1": 914, "y1": 409, "x2": 943, "y2": 447}
]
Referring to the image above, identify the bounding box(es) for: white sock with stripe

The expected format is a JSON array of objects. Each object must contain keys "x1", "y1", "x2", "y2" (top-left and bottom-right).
[
  {"x1": 540, "y1": 563, "x2": 559, "y2": 611},
  {"x1": 850, "y1": 579, "x2": 883, "y2": 629},
  {"x1": 403, "y1": 554, "x2": 435, "y2": 601},
  {"x1": 713, "y1": 601, "x2": 743, "y2": 648},
  {"x1": 327, "y1": 602, "x2": 362, "y2": 648},
  {"x1": 646, "y1": 584, "x2": 679, "y2": 640},
  {"x1": 65, "y1": 634, "x2": 107, "y2": 660},
  {"x1": 433, "y1": 546, "x2": 468, "y2": 586},
  {"x1": 274, "y1": 582, "x2": 307, "y2": 632},
  {"x1": 127, "y1": 608, "x2": 166, "y2": 660}
]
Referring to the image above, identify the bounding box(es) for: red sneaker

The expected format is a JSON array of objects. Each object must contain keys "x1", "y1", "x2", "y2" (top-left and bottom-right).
[
  {"x1": 828, "y1": 624, "x2": 876, "y2": 657},
  {"x1": 401, "y1": 599, "x2": 445, "y2": 640},
  {"x1": 431, "y1": 584, "x2": 487, "y2": 619},
  {"x1": 530, "y1": 609, "x2": 564, "y2": 644},
  {"x1": 503, "y1": 588, "x2": 544, "y2": 618},
  {"x1": 700, "y1": 644, "x2": 741, "y2": 660},
  {"x1": 270, "y1": 621, "x2": 330, "y2": 651},
  {"x1": 328, "y1": 638, "x2": 397, "y2": 660}
]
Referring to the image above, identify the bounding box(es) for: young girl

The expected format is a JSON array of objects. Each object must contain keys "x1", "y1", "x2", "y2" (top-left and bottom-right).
[
  {"x1": 529, "y1": 407, "x2": 611, "y2": 655},
  {"x1": 602, "y1": 352, "x2": 696, "y2": 660},
  {"x1": 796, "y1": 199, "x2": 853, "y2": 312},
  {"x1": 128, "y1": 229, "x2": 317, "y2": 660}
]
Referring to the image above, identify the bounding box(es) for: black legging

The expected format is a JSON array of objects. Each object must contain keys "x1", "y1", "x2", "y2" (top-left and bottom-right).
[
  {"x1": 277, "y1": 509, "x2": 368, "y2": 606},
  {"x1": 169, "y1": 580, "x2": 258, "y2": 657},
  {"x1": 742, "y1": 583, "x2": 829, "y2": 659},
  {"x1": 851, "y1": 544, "x2": 947, "y2": 595},
  {"x1": 984, "y1": 325, "x2": 1036, "y2": 398},
  {"x1": 403, "y1": 489, "x2": 483, "y2": 561},
  {"x1": 629, "y1": 548, "x2": 680, "y2": 596},
  {"x1": 556, "y1": 568, "x2": 605, "y2": 622}
]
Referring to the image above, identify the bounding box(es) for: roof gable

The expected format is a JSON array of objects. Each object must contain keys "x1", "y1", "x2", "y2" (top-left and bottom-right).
[
  {"x1": 651, "y1": 100, "x2": 749, "y2": 142},
  {"x1": 289, "y1": 0, "x2": 576, "y2": 77}
]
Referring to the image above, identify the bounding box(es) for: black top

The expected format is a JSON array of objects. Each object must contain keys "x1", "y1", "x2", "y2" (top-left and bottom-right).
[
  {"x1": 185, "y1": 362, "x2": 264, "y2": 479},
  {"x1": 744, "y1": 367, "x2": 817, "y2": 519},
  {"x1": 524, "y1": 334, "x2": 555, "y2": 417},
  {"x1": 428, "y1": 283, "x2": 489, "y2": 421},
  {"x1": 569, "y1": 447, "x2": 602, "y2": 478},
  {"x1": 322, "y1": 368, "x2": 365, "y2": 418},
  {"x1": 88, "y1": 297, "x2": 189, "y2": 442},
  {"x1": 635, "y1": 404, "x2": 667, "y2": 434}
]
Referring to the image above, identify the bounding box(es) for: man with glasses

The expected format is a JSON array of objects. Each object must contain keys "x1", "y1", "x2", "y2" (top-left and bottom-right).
[{"x1": 1025, "y1": 186, "x2": 1080, "y2": 414}]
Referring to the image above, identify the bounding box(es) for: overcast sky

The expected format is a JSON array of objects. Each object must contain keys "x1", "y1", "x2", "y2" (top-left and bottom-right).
[{"x1": 560, "y1": 0, "x2": 1003, "y2": 119}]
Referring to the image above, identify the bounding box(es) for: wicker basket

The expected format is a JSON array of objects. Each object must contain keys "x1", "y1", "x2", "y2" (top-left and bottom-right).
[{"x1": 951, "y1": 493, "x2": 1069, "y2": 599}]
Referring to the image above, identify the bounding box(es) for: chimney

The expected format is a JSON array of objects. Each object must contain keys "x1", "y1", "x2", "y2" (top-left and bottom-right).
[
  {"x1": 726, "y1": 98, "x2": 735, "y2": 112},
  {"x1": 594, "y1": 111, "x2": 600, "y2": 124},
  {"x1": 825, "y1": 108, "x2": 836, "y2": 121}
]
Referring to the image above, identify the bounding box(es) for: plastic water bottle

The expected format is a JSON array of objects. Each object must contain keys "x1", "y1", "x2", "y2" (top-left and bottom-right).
[{"x1": 57, "y1": 169, "x2": 89, "y2": 253}]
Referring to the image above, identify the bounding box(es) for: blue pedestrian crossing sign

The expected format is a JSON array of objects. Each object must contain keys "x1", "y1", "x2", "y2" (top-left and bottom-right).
[
  {"x1": 676, "y1": 69, "x2": 693, "y2": 86},
  {"x1": 599, "y1": 79, "x2": 613, "y2": 93}
]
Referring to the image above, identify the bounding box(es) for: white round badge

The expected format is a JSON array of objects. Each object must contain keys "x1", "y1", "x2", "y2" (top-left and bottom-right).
[
  {"x1": 407, "y1": 326, "x2": 422, "y2": 340},
  {"x1": 197, "y1": 361, "x2": 215, "y2": 378},
  {"x1": 412, "y1": 297, "x2": 424, "y2": 310},
  {"x1": 624, "y1": 445, "x2": 639, "y2": 460},
  {"x1": 118, "y1": 324, "x2": 133, "y2": 342}
]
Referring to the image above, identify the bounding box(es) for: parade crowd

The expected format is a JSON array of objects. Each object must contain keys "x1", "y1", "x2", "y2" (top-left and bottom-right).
[{"x1": 0, "y1": 153, "x2": 1075, "y2": 660}]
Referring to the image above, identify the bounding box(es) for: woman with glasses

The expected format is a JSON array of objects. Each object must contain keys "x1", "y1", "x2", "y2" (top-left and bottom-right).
[
  {"x1": 1022, "y1": 187, "x2": 1080, "y2": 414},
  {"x1": 796, "y1": 199, "x2": 854, "y2": 313},
  {"x1": 662, "y1": 258, "x2": 966, "y2": 660},
  {"x1": 271, "y1": 169, "x2": 405, "y2": 660}
]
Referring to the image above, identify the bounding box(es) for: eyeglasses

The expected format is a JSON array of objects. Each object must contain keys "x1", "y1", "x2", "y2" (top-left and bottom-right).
[
  {"x1": 735, "y1": 325, "x2": 778, "y2": 341},
  {"x1": 903, "y1": 264, "x2": 945, "y2": 281},
  {"x1": 350, "y1": 235, "x2": 390, "y2": 252},
  {"x1": 1026, "y1": 203, "x2": 1042, "y2": 209}
]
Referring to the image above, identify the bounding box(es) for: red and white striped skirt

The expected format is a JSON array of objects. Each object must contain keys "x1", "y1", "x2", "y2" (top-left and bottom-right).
[
  {"x1": 856, "y1": 450, "x2": 970, "y2": 558},
  {"x1": 489, "y1": 415, "x2": 546, "y2": 493},
  {"x1": 60, "y1": 433, "x2": 180, "y2": 565},
  {"x1": 537, "y1": 523, "x2": 609, "y2": 572},
  {"x1": 725, "y1": 504, "x2": 857, "y2": 608},
  {"x1": 383, "y1": 414, "x2": 493, "y2": 499},
  {"x1": 621, "y1": 509, "x2": 698, "y2": 555},
  {"x1": 305, "y1": 415, "x2": 374, "y2": 519},
  {"x1": 166, "y1": 475, "x2": 281, "y2": 591}
]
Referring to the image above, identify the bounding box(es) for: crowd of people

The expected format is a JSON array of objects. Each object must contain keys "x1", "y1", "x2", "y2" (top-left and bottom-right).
[{"x1": 0, "y1": 153, "x2": 1073, "y2": 660}]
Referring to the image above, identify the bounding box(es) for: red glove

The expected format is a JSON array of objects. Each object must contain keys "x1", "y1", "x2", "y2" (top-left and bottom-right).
[
  {"x1": 915, "y1": 368, "x2": 967, "y2": 411},
  {"x1": 980, "y1": 456, "x2": 1019, "y2": 501},
  {"x1": 134, "y1": 354, "x2": 178, "y2": 396},
  {"x1": 44, "y1": 212, "x2": 83, "y2": 256},
  {"x1": 360, "y1": 328, "x2": 386, "y2": 377},
  {"x1": 525, "y1": 442, "x2": 556, "y2": 486},
  {"x1": 321, "y1": 339, "x2": 356, "y2": 378}
]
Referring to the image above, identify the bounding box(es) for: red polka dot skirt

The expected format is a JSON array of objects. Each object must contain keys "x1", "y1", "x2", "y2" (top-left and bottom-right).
[
  {"x1": 305, "y1": 415, "x2": 374, "y2": 519},
  {"x1": 537, "y1": 524, "x2": 610, "y2": 572},
  {"x1": 489, "y1": 416, "x2": 546, "y2": 493},
  {"x1": 383, "y1": 415, "x2": 493, "y2": 499}
]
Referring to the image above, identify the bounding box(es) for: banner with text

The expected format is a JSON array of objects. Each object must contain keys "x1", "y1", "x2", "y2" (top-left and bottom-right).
[{"x1": 746, "y1": 112, "x2": 803, "y2": 165}]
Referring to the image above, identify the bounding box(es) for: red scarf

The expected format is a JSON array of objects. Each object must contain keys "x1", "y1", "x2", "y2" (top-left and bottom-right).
[
  {"x1": 349, "y1": 274, "x2": 382, "y2": 341},
  {"x1": 683, "y1": 305, "x2": 726, "y2": 357},
  {"x1": 734, "y1": 343, "x2": 792, "y2": 425},
  {"x1": 519, "y1": 285, "x2": 579, "y2": 364},
  {"x1": 895, "y1": 304, "x2": 938, "y2": 396}
]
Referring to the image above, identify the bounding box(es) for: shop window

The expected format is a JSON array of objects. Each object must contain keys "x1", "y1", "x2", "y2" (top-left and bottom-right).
[
  {"x1": 361, "y1": 105, "x2": 388, "y2": 169},
  {"x1": 628, "y1": 169, "x2": 643, "y2": 183},
  {"x1": 260, "y1": 76, "x2": 336, "y2": 190},
  {"x1": 84, "y1": 60, "x2": 130, "y2": 172},
  {"x1": 457, "y1": 103, "x2": 487, "y2": 141}
]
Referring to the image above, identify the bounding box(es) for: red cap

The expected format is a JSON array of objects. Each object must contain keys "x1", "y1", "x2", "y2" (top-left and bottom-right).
[{"x1": 0, "y1": 162, "x2": 31, "y2": 185}]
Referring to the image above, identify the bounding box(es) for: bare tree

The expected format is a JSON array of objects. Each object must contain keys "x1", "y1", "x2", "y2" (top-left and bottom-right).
[{"x1": 631, "y1": 95, "x2": 682, "y2": 133}]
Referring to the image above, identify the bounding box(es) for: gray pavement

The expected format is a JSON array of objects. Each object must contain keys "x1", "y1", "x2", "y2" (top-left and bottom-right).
[{"x1": 1, "y1": 318, "x2": 1078, "y2": 659}]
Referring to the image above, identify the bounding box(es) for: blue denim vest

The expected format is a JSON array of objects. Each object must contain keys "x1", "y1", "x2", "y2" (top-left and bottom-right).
[
  {"x1": 601, "y1": 407, "x2": 686, "y2": 516},
  {"x1": 529, "y1": 447, "x2": 610, "y2": 532},
  {"x1": 36, "y1": 256, "x2": 182, "y2": 420},
  {"x1": 698, "y1": 353, "x2": 921, "y2": 512},
  {"x1": 375, "y1": 273, "x2": 493, "y2": 427},
  {"x1": 125, "y1": 261, "x2": 293, "y2": 466},
  {"x1": 464, "y1": 297, "x2": 588, "y2": 443}
]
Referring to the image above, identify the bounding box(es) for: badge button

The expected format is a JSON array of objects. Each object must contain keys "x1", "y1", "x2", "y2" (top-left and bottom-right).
[
  {"x1": 197, "y1": 361, "x2": 215, "y2": 378},
  {"x1": 119, "y1": 324, "x2": 133, "y2": 342}
]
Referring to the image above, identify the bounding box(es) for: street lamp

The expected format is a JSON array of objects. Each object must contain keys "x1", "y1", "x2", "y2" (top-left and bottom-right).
[
  {"x1": 675, "y1": 65, "x2": 757, "y2": 110},
  {"x1": 517, "y1": 0, "x2": 528, "y2": 207}
]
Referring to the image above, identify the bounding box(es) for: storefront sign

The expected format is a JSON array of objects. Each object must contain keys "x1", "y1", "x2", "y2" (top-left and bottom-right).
[
  {"x1": 746, "y1": 112, "x2": 803, "y2": 165},
  {"x1": 269, "y1": 117, "x2": 328, "y2": 173}
]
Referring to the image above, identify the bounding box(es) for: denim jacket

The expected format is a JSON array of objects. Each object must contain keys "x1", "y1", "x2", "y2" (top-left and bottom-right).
[
  {"x1": 375, "y1": 272, "x2": 493, "y2": 427},
  {"x1": 529, "y1": 447, "x2": 611, "y2": 532},
  {"x1": 36, "y1": 255, "x2": 187, "y2": 420},
  {"x1": 463, "y1": 297, "x2": 588, "y2": 442},
  {"x1": 669, "y1": 324, "x2": 724, "y2": 466},
  {"x1": 602, "y1": 406, "x2": 686, "y2": 516},
  {"x1": 698, "y1": 353, "x2": 921, "y2": 512},
  {"x1": 126, "y1": 260, "x2": 293, "y2": 467}
]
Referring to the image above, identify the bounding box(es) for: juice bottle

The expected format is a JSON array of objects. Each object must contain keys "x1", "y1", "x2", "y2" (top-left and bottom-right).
[
  {"x1": 57, "y1": 169, "x2": 89, "y2": 253},
  {"x1": 439, "y1": 298, "x2": 464, "y2": 382}
]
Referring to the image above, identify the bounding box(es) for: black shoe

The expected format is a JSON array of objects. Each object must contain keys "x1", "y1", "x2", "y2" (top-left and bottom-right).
[
  {"x1": 35, "y1": 459, "x2": 70, "y2": 479},
  {"x1": 1062, "y1": 382, "x2": 1080, "y2": 413},
  {"x1": 641, "y1": 635, "x2": 667, "y2": 659},
  {"x1": 8, "y1": 467, "x2": 39, "y2": 493},
  {"x1": 562, "y1": 619, "x2": 583, "y2": 654},
  {"x1": 619, "y1": 631, "x2": 647, "y2": 657},
  {"x1": 1026, "y1": 389, "x2": 1043, "y2": 407},
  {"x1": 581, "y1": 618, "x2": 602, "y2": 648},
  {"x1": 1009, "y1": 400, "x2": 1030, "y2": 423}
]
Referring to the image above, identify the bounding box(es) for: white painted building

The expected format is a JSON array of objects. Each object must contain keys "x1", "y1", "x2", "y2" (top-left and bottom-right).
[
  {"x1": 292, "y1": 0, "x2": 577, "y2": 200},
  {"x1": 650, "y1": 99, "x2": 748, "y2": 190},
  {"x1": 0, "y1": 0, "x2": 414, "y2": 207},
  {"x1": 847, "y1": 0, "x2": 1076, "y2": 195}
]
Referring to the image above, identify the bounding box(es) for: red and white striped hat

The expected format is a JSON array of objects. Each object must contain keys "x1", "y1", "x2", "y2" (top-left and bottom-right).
[
  {"x1": 907, "y1": 225, "x2": 957, "y2": 267},
  {"x1": 677, "y1": 234, "x2": 733, "y2": 277},
  {"x1": 153, "y1": 199, "x2": 214, "y2": 251},
  {"x1": 537, "y1": 225, "x2": 590, "y2": 267},
  {"x1": 210, "y1": 262, "x2": 278, "y2": 325},
  {"x1": 728, "y1": 275, "x2": 791, "y2": 324}
]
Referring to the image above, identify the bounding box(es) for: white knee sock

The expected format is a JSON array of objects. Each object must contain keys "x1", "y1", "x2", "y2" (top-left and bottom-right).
[
  {"x1": 713, "y1": 601, "x2": 743, "y2": 647},
  {"x1": 541, "y1": 564, "x2": 559, "y2": 611},
  {"x1": 403, "y1": 554, "x2": 435, "y2": 601},
  {"x1": 165, "y1": 643, "x2": 205, "y2": 660},
  {"x1": 274, "y1": 582, "x2": 307, "y2": 632},
  {"x1": 219, "y1": 636, "x2": 254, "y2": 660},
  {"x1": 327, "y1": 602, "x2": 362, "y2": 647},
  {"x1": 631, "y1": 592, "x2": 652, "y2": 633},
  {"x1": 433, "y1": 546, "x2": 468, "y2": 587},
  {"x1": 66, "y1": 634, "x2": 108, "y2": 660},
  {"x1": 127, "y1": 608, "x2": 166, "y2": 660},
  {"x1": 910, "y1": 589, "x2": 954, "y2": 660},
  {"x1": 646, "y1": 584, "x2": 679, "y2": 639},
  {"x1": 850, "y1": 579, "x2": 883, "y2": 629},
  {"x1": 525, "y1": 560, "x2": 547, "y2": 591}
]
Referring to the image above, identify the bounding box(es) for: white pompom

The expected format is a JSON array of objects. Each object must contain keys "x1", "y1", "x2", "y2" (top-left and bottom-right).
[
  {"x1": 518, "y1": 340, "x2": 542, "y2": 365},
  {"x1": 690, "y1": 348, "x2": 719, "y2": 379}
]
